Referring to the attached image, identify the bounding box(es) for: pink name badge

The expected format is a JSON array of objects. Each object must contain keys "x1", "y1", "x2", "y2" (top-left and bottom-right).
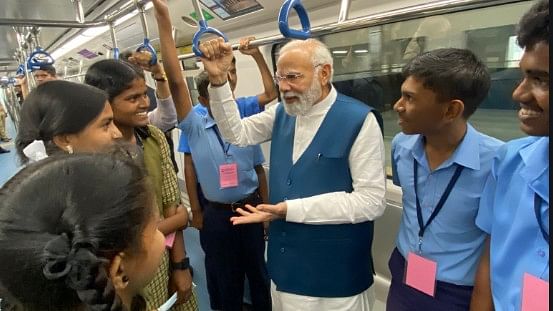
[
  {"x1": 521, "y1": 273, "x2": 549, "y2": 311},
  {"x1": 165, "y1": 232, "x2": 176, "y2": 249},
  {"x1": 405, "y1": 252, "x2": 437, "y2": 297},
  {"x1": 219, "y1": 163, "x2": 238, "y2": 189}
]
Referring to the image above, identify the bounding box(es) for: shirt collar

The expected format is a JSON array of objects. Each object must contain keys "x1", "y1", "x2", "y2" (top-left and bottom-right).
[
  {"x1": 204, "y1": 112, "x2": 216, "y2": 129},
  {"x1": 519, "y1": 136, "x2": 549, "y2": 203},
  {"x1": 399, "y1": 123, "x2": 481, "y2": 171}
]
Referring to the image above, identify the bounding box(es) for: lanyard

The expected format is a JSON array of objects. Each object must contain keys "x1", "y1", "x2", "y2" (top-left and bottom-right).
[
  {"x1": 534, "y1": 193, "x2": 549, "y2": 245},
  {"x1": 213, "y1": 126, "x2": 231, "y2": 156},
  {"x1": 414, "y1": 158, "x2": 464, "y2": 252}
]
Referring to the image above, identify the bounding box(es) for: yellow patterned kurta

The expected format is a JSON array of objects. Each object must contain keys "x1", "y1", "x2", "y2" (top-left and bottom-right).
[{"x1": 140, "y1": 125, "x2": 198, "y2": 311}]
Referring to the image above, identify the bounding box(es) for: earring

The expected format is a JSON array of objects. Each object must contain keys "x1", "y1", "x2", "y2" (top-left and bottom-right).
[{"x1": 67, "y1": 145, "x2": 73, "y2": 154}]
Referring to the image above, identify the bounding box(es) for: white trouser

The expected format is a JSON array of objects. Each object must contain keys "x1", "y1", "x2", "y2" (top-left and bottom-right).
[{"x1": 271, "y1": 281, "x2": 375, "y2": 311}]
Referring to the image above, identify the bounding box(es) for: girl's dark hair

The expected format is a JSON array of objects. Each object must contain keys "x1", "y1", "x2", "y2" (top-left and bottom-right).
[
  {"x1": 0, "y1": 150, "x2": 152, "y2": 311},
  {"x1": 16, "y1": 80, "x2": 108, "y2": 164},
  {"x1": 84, "y1": 59, "x2": 145, "y2": 102}
]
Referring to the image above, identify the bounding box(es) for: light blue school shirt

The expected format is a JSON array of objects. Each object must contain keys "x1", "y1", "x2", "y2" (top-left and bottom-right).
[
  {"x1": 178, "y1": 96, "x2": 261, "y2": 153},
  {"x1": 177, "y1": 100, "x2": 264, "y2": 204},
  {"x1": 392, "y1": 124, "x2": 503, "y2": 285},
  {"x1": 476, "y1": 136, "x2": 549, "y2": 310}
]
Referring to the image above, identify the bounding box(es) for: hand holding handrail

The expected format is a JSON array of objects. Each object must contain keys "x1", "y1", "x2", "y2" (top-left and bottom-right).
[
  {"x1": 134, "y1": 0, "x2": 157, "y2": 65},
  {"x1": 191, "y1": 0, "x2": 228, "y2": 57}
]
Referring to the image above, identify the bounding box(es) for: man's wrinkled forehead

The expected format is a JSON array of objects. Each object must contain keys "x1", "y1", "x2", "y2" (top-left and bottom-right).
[{"x1": 277, "y1": 48, "x2": 313, "y2": 73}]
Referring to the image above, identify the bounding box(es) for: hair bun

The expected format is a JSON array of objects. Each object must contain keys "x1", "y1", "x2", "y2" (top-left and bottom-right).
[{"x1": 42, "y1": 233, "x2": 73, "y2": 280}]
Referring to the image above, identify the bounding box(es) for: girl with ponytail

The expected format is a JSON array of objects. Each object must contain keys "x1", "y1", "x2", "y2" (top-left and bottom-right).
[{"x1": 0, "y1": 151, "x2": 165, "y2": 310}]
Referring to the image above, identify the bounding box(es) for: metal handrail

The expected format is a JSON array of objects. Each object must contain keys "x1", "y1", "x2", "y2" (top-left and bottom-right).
[
  {"x1": 0, "y1": 0, "x2": 148, "y2": 27},
  {"x1": 177, "y1": 0, "x2": 524, "y2": 60}
]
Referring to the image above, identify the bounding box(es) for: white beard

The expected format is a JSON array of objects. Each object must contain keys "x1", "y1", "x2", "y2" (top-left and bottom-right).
[{"x1": 282, "y1": 78, "x2": 322, "y2": 117}]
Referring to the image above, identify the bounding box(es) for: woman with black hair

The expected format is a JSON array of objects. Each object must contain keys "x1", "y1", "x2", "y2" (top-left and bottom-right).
[
  {"x1": 0, "y1": 151, "x2": 165, "y2": 310},
  {"x1": 15, "y1": 80, "x2": 122, "y2": 163},
  {"x1": 85, "y1": 59, "x2": 198, "y2": 310}
]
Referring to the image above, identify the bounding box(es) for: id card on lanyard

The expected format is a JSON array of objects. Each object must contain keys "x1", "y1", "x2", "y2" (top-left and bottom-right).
[
  {"x1": 213, "y1": 126, "x2": 238, "y2": 189},
  {"x1": 405, "y1": 159, "x2": 464, "y2": 297},
  {"x1": 521, "y1": 193, "x2": 549, "y2": 311}
]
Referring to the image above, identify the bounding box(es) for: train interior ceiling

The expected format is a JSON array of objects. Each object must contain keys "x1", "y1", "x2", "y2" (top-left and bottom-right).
[{"x1": 0, "y1": 0, "x2": 537, "y2": 310}]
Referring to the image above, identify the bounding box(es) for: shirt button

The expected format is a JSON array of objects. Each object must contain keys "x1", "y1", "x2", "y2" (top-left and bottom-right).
[
  {"x1": 280, "y1": 247, "x2": 285, "y2": 253},
  {"x1": 283, "y1": 197, "x2": 288, "y2": 200},
  {"x1": 287, "y1": 179, "x2": 292, "y2": 186},
  {"x1": 538, "y1": 249, "x2": 546, "y2": 257}
]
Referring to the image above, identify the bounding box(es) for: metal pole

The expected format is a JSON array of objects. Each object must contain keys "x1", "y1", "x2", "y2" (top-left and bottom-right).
[
  {"x1": 71, "y1": 0, "x2": 85, "y2": 23},
  {"x1": 0, "y1": 0, "x2": 150, "y2": 27},
  {"x1": 176, "y1": 0, "x2": 522, "y2": 60},
  {"x1": 191, "y1": 0, "x2": 206, "y2": 24},
  {"x1": 30, "y1": 27, "x2": 42, "y2": 48},
  {"x1": 134, "y1": 0, "x2": 150, "y2": 38},
  {"x1": 109, "y1": 22, "x2": 118, "y2": 50},
  {"x1": 337, "y1": 0, "x2": 351, "y2": 23}
]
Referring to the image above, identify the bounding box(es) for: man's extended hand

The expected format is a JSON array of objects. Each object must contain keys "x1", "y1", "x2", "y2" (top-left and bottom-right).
[
  {"x1": 199, "y1": 38, "x2": 234, "y2": 86},
  {"x1": 230, "y1": 202, "x2": 287, "y2": 225},
  {"x1": 127, "y1": 50, "x2": 164, "y2": 76}
]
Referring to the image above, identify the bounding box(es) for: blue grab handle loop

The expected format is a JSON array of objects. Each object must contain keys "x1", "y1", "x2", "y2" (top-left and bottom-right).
[
  {"x1": 27, "y1": 48, "x2": 55, "y2": 70},
  {"x1": 113, "y1": 47, "x2": 120, "y2": 60},
  {"x1": 16, "y1": 64, "x2": 25, "y2": 76},
  {"x1": 136, "y1": 38, "x2": 157, "y2": 65},
  {"x1": 192, "y1": 20, "x2": 228, "y2": 57},
  {"x1": 278, "y1": 0, "x2": 311, "y2": 40}
]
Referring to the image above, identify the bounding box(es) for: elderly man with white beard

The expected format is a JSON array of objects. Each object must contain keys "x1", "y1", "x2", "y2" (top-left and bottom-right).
[{"x1": 199, "y1": 38, "x2": 386, "y2": 311}]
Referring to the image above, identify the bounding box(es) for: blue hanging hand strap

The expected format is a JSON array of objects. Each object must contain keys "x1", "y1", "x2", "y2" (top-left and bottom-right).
[
  {"x1": 136, "y1": 38, "x2": 157, "y2": 65},
  {"x1": 278, "y1": 0, "x2": 311, "y2": 40},
  {"x1": 113, "y1": 47, "x2": 120, "y2": 60},
  {"x1": 27, "y1": 48, "x2": 55, "y2": 70},
  {"x1": 192, "y1": 20, "x2": 228, "y2": 57},
  {"x1": 16, "y1": 64, "x2": 25, "y2": 76}
]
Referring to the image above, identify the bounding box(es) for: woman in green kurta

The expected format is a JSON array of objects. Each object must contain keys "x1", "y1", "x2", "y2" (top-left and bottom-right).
[{"x1": 85, "y1": 59, "x2": 198, "y2": 311}]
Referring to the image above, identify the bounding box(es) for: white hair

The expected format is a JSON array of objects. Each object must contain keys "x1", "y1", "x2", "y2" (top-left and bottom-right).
[{"x1": 279, "y1": 39, "x2": 334, "y2": 82}]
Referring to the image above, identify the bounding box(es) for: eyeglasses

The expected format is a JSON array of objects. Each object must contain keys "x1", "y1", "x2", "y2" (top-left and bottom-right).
[
  {"x1": 273, "y1": 64, "x2": 324, "y2": 85},
  {"x1": 273, "y1": 72, "x2": 304, "y2": 85}
]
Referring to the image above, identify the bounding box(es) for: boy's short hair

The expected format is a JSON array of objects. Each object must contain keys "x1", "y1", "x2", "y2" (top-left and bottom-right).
[
  {"x1": 402, "y1": 48, "x2": 490, "y2": 119},
  {"x1": 516, "y1": 0, "x2": 549, "y2": 49},
  {"x1": 194, "y1": 71, "x2": 210, "y2": 99}
]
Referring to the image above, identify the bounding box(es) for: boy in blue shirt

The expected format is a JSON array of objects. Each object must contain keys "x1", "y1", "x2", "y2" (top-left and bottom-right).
[
  {"x1": 387, "y1": 48, "x2": 503, "y2": 310},
  {"x1": 471, "y1": 1, "x2": 549, "y2": 310},
  {"x1": 178, "y1": 39, "x2": 277, "y2": 311}
]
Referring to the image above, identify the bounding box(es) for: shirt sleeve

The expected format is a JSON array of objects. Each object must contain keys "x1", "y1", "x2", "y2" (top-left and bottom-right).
[
  {"x1": 177, "y1": 129, "x2": 191, "y2": 153},
  {"x1": 285, "y1": 113, "x2": 387, "y2": 224},
  {"x1": 177, "y1": 107, "x2": 203, "y2": 154},
  {"x1": 209, "y1": 82, "x2": 276, "y2": 146},
  {"x1": 475, "y1": 161, "x2": 499, "y2": 234},
  {"x1": 236, "y1": 96, "x2": 263, "y2": 118},
  {"x1": 148, "y1": 95, "x2": 177, "y2": 132}
]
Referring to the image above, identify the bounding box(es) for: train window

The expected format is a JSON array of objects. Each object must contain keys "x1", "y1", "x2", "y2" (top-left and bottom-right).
[{"x1": 272, "y1": 1, "x2": 534, "y2": 177}]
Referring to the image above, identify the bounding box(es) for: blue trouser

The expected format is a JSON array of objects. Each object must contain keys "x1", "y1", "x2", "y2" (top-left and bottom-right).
[
  {"x1": 199, "y1": 192, "x2": 271, "y2": 311},
  {"x1": 386, "y1": 248, "x2": 473, "y2": 311}
]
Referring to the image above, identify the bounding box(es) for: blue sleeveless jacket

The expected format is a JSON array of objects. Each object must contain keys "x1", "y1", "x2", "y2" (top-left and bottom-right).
[{"x1": 268, "y1": 93, "x2": 376, "y2": 297}]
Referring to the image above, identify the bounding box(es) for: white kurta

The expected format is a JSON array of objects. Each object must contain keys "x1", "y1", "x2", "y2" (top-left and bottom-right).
[{"x1": 209, "y1": 83, "x2": 386, "y2": 310}]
